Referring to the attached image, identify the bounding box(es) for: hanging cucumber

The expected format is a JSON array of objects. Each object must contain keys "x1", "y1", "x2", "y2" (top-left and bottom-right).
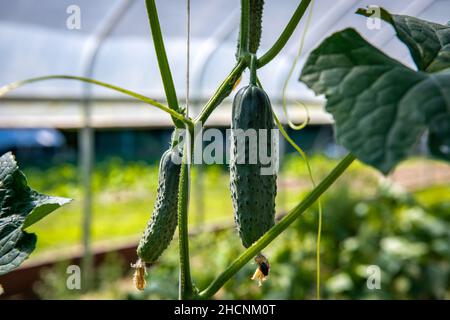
[
  {"x1": 230, "y1": 54, "x2": 276, "y2": 285},
  {"x1": 133, "y1": 134, "x2": 182, "y2": 290}
]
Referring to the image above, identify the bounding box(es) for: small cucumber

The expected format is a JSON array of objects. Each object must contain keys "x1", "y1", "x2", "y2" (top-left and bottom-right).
[
  {"x1": 249, "y1": 0, "x2": 264, "y2": 54},
  {"x1": 236, "y1": 0, "x2": 265, "y2": 59},
  {"x1": 137, "y1": 145, "x2": 181, "y2": 264}
]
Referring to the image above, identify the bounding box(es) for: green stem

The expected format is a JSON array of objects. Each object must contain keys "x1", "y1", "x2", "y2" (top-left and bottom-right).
[
  {"x1": 238, "y1": 0, "x2": 251, "y2": 58},
  {"x1": 258, "y1": 0, "x2": 312, "y2": 68},
  {"x1": 0, "y1": 75, "x2": 192, "y2": 128},
  {"x1": 177, "y1": 142, "x2": 194, "y2": 299},
  {"x1": 249, "y1": 54, "x2": 257, "y2": 86},
  {"x1": 145, "y1": 0, "x2": 184, "y2": 128},
  {"x1": 199, "y1": 153, "x2": 355, "y2": 299},
  {"x1": 195, "y1": 60, "x2": 246, "y2": 124}
]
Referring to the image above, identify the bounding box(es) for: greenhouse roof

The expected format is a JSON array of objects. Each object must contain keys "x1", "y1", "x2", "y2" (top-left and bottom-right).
[{"x1": 1, "y1": 0, "x2": 449, "y2": 127}]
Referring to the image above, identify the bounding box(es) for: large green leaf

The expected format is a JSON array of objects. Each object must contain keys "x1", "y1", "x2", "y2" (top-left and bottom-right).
[
  {"x1": 356, "y1": 7, "x2": 450, "y2": 73},
  {"x1": 428, "y1": 114, "x2": 450, "y2": 161},
  {"x1": 0, "y1": 152, "x2": 71, "y2": 275},
  {"x1": 300, "y1": 28, "x2": 450, "y2": 174}
]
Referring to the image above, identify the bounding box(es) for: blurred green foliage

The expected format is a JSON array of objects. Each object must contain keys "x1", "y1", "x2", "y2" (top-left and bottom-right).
[
  {"x1": 24, "y1": 159, "x2": 233, "y2": 253},
  {"x1": 129, "y1": 172, "x2": 449, "y2": 300},
  {"x1": 26, "y1": 155, "x2": 450, "y2": 299}
]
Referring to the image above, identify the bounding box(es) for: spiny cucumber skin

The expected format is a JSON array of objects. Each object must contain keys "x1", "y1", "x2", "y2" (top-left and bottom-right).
[
  {"x1": 249, "y1": 0, "x2": 264, "y2": 54},
  {"x1": 230, "y1": 84, "x2": 277, "y2": 248},
  {"x1": 235, "y1": 0, "x2": 265, "y2": 59},
  {"x1": 137, "y1": 147, "x2": 181, "y2": 263}
]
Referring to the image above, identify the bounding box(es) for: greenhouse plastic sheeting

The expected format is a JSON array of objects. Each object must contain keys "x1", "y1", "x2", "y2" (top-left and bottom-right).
[{"x1": 1, "y1": 0, "x2": 449, "y2": 100}]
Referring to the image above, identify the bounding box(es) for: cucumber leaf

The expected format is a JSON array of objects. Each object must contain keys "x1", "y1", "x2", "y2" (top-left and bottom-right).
[
  {"x1": 0, "y1": 152, "x2": 71, "y2": 275},
  {"x1": 22, "y1": 194, "x2": 71, "y2": 229},
  {"x1": 300, "y1": 28, "x2": 450, "y2": 174},
  {"x1": 356, "y1": 7, "x2": 450, "y2": 73},
  {"x1": 428, "y1": 114, "x2": 450, "y2": 162}
]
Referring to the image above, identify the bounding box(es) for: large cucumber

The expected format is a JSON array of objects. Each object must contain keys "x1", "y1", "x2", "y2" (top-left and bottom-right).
[
  {"x1": 230, "y1": 82, "x2": 277, "y2": 249},
  {"x1": 137, "y1": 145, "x2": 181, "y2": 264}
]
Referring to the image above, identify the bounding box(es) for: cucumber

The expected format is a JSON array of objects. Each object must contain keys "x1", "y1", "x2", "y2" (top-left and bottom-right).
[
  {"x1": 249, "y1": 0, "x2": 264, "y2": 54},
  {"x1": 230, "y1": 82, "x2": 277, "y2": 248},
  {"x1": 137, "y1": 145, "x2": 182, "y2": 264},
  {"x1": 236, "y1": 0, "x2": 265, "y2": 59}
]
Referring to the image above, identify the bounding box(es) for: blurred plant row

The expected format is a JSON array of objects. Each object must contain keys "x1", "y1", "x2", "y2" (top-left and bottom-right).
[
  {"x1": 26, "y1": 155, "x2": 450, "y2": 299},
  {"x1": 23, "y1": 154, "x2": 343, "y2": 253}
]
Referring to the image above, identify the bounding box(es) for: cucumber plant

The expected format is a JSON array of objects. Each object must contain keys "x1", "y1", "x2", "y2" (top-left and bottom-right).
[{"x1": 0, "y1": 0, "x2": 449, "y2": 300}]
